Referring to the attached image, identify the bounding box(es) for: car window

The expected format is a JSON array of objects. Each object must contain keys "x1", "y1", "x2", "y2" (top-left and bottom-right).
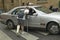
[
  {"x1": 11, "y1": 8, "x2": 25, "y2": 15},
  {"x1": 28, "y1": 8, "x2": 36, "y2": 15},
  {"x1": 30, "y1": 8, "x2": 36, "y2": 13},
  {"x1": 35, "y1": 6, "x2": 52, "y2": 14},
  {"x1": 16, "y1": 9, "x2": 24, "y2": 15},
  {"x1": 11, "y1": 8, "x2": 20, "y2": 15},
  {"x1": 16, "y1": 9, "x2": 24, "y2": 18}
]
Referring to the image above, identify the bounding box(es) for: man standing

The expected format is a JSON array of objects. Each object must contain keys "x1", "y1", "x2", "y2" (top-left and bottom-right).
[{"x1": 16, "y1": 7, "x2": 29, "y2": 35}]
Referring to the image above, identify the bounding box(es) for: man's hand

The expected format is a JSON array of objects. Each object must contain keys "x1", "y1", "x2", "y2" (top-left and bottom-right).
[{"x1": 33, "y1": 13, "x2": 38, "y2": 16}]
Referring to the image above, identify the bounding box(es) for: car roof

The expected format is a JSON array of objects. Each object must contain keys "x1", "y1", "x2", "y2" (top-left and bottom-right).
[
  {"x1": 10, "y1": 5, "x2": 42, "y2": 12},
  {"x1": 15, "y1": 5, "x2": 42, "y2": 8}
]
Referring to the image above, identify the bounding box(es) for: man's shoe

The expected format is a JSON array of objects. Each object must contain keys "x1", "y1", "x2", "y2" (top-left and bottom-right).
[
  {"x1": 16, "y1": 33, "x2": 20, "y2": 37},
  {"x1": 21, "y1": 31, "x2": 25, "y2": 34}
]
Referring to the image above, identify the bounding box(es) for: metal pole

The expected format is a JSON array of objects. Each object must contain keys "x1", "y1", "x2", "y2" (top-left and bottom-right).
[
  {"x1": 27, "y1": 19, "x2": 28, "y2": 32},
  {"x1": 26, "y1": 15, "x2": 29, "y2": 32}
]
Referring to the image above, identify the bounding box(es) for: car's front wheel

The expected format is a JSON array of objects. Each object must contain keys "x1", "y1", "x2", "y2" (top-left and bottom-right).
[
  {"x1": 6, "y1": 21, "x2": 14, "y2": 29},
  {"x1": 47, "y1": 22, "x2": 60, "y2": 34}
]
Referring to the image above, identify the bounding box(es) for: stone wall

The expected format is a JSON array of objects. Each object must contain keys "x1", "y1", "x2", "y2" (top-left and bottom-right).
[{"x1": 0, "y1": 0, "x2": 59, "y2": 11}]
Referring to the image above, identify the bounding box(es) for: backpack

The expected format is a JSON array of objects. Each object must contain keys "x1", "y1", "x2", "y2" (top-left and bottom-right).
[{"x1": 17, "y1": 11, "x2": 24, "y2": 18}]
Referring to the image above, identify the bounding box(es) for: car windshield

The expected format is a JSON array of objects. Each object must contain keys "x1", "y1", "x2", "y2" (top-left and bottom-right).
[{"x1": 35, "y1": 6, "x2": 52, "y2": 14}]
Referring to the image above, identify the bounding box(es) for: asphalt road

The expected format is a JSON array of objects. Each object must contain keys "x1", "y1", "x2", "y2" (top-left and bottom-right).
[{"x1": 0, "y1": 22, "x2": 60, "y2": 40}]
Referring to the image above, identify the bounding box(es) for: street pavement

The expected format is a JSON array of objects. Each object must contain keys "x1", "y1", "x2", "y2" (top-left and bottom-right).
[{"x1": 0, "y1": 22, "x2": 60, "y2": 40}]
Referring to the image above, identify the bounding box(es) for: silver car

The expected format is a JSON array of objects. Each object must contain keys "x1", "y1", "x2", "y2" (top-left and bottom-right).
[{"x1": 0, "y1": 6, "x2": 60, "y2": 34}]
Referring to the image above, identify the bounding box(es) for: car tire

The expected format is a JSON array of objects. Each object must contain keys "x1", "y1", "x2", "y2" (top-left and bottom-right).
[
  {"x1": 6, "y1": 21, "x2": 14, "y2": 30},
  {"x1": 47, "y1": 22, "x2": 60, "y2": 34}
]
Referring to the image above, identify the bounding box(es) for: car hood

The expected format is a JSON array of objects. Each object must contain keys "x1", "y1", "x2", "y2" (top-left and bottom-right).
[
  {"x1": 1, "y1": 13, "x2": 11, "y2": 15},
  {"x1": 1, "y1": 13, "x2": 8, "y2": 14}
]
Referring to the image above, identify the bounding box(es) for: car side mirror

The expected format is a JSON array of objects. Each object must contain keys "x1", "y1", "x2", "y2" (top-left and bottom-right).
[{"x1": 33, "y1": 13, "x2": 38, "y2": 16}]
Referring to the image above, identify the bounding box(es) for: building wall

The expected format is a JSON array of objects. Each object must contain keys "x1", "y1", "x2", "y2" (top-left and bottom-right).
[
  {"x1": 4, "y1": 0, "x2": 19, "y2": 11},
  {"x1": 14, "y1": 0, "x2": 60, "y2": 8},
  {"x1": 0, "y1": 0, "x2": 4, "y2": 9},
  {"x1": 30, "y1": 0, "x2": 59, "y2": 8},
  {"x1": 47, "y1": 0, "x2": 59, "y2": 8},
  {"x1": 0, "y1": 0, "x2": 60, "y2": 11}
]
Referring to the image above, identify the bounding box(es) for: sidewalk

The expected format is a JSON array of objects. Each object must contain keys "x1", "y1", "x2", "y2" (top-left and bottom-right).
[{"x1": 0, "y1": 30, "x2": 12, "y2": 40}]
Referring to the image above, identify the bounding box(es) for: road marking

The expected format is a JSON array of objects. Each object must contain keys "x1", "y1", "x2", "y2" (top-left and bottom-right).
[
  {"x1": 38, "y1": 31, "x2": 49, "y2": 36},
  {"x1": 11, "y1": 30, "x2": 39, "y2": 40}
]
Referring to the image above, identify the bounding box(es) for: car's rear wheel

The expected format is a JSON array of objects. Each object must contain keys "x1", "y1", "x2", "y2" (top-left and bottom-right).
[
  {"x1": 6, "y1": 21, "x2": 14, "y2": 29},
  {"x1": 47, "y1": 22, "x2": 60, "y2": 34}
]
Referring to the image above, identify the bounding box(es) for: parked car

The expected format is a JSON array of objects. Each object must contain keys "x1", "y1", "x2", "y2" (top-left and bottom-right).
[{"x1": 0, "y1": 6, "x2": 60, "y2": 34}]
